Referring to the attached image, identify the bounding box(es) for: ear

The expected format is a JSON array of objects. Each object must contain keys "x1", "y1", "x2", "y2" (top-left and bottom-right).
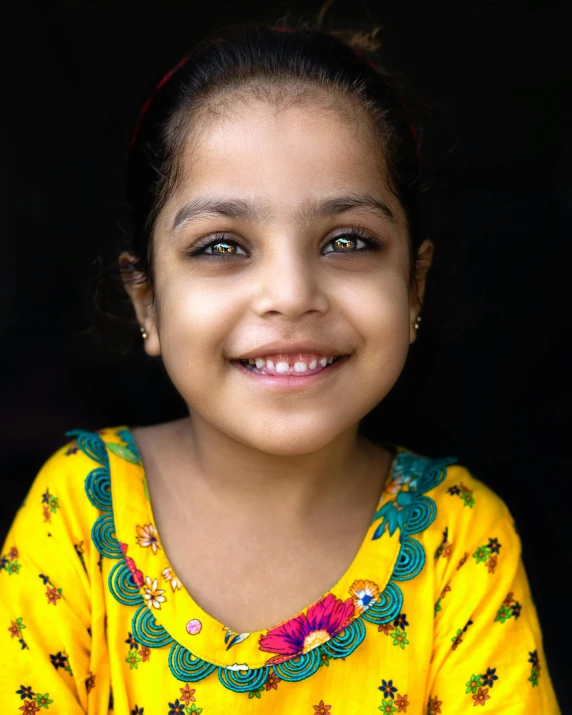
[
  {"x1": 409, "y1": 239, "x2": 435, "y2": 345},
  {"x1": 118, "y1": 251, "x2": 161, "y2": 356}
]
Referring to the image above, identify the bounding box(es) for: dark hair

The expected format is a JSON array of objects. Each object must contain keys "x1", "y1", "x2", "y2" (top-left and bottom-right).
[{"x1": 89, "y1": 5, "x2": 470, "y2": 356}]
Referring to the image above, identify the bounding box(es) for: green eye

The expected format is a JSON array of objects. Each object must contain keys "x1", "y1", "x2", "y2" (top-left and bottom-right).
[{"x1": 187, "y1": 227, "x2": 386, "y2": 258}]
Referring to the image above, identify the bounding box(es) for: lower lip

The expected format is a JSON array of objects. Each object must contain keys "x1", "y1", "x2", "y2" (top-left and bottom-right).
[{"x1": 230, "y1": 356, "x2": 351, "y2": 390}]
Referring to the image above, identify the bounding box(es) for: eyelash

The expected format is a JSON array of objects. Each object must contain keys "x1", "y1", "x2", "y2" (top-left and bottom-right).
[{"x1": 186, "y1": 225, "x2": 387, "y2": 259}]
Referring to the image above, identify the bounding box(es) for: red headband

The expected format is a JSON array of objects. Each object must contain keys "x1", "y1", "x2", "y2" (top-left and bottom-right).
[{"x1": 131, "y1": 28, "x2": 422, "y2": 177}]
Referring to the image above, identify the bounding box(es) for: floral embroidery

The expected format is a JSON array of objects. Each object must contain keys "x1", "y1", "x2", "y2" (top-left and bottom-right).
[
  {"x1": 162, "y1": 566, "x2": 183, "y2": 592},
  {"x1": 1, "y1": 545, "x2": 22, "y2": 575},
  {"x1": 258, "y1": 593, "x2": 354, "y2": 665},
  {"x1": 126, "y1": 651, "x2": 142, "y2": 670},
  {"x1": 494, "y1": 591, "x2": 522, "y2": 623},
  {"x1": 313, "y1": 701, "x2": 331, "y2": 713},
  {"x1": 136, "y1": 524, "x2": 161, "y2": 554},
  {"x1": 473, "y1": 538, "x2": 502, "y2": 574},
  {"x1": 395, "y1": 693, "x2": 409, "y2": 712},
  {"x1": 390, "y1": 628, "x2": 409, "y2": 649},
  {"x1": 139, "y1": 646, "x2": 151, "y2": 662},
  {"x1": 74, "y1": 541, "x2": 87, "y2": 572},
  {"x1": 8, "y1": 617, "x2": 29, "y2": 649},
  {"x1": 379, "y1": 679, "x2": 398, "y2": 698},
  {"x1": 378, "y1": 679, "x2": 408, "y2": 713},
  {"x1": 16, "y1": 686, "x2": 34, "y2": 700},
  {"x1": 223, "y1": 626, "x2": 251, "y2": 650},
  {"x1": 349, "y1": 579, "x2": 380, "y2": 614},
  {"x1": 167, "y1": 699, "x2": 185, "y2": 714},
  {"x1": 143, "y1": 576, "x2": 167, "y2": 609},
  {"x1": 45, "y1": 586, "x2": 62, "y2": 605},
  {"x1": 456, "y1": 551, "x2": 469, "y2": 570},
  {"x1": 452, "y1": 618, "x2": 474, "y2": 650},
  {"x1": 465, "y1": 667, "x2": 498, "y2": 706},
  {"x1": 528, "y1": 649, "x2": 541, "y2": 687},
  {"x1": 49, "y1": 651, "x2": 72, "y2": 675},
  {"x1": 85, "y1": 672, "x2": 96, "y2": 694},
  {"x1": 41, "y1": 489, "x2": 60, "y2": 523},
  {"x1": 434, "y1": 584, "x2": 451, "y2": 617},
  {"x1": 19, "y1": 702, "x2": 40, "y2": 714},
  {"x1": 427, "y1": 694, "x2": 442, "y2": 714},
  {"x1": 434, "y1": 527, "x2": 452, "y2": 560},
  {"x1": 179, "y1": 685, "x2": 196, "y2": 705},
  {"x1": 33, "y1": 692, "x2": 53, "y2": 709},
  {"x1": 447, "y1": 481, "x2": 475, "y2": 508}
]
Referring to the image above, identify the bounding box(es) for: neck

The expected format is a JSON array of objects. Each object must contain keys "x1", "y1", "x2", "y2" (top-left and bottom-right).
[{"x1": 164, "y1": 415, "x2": 390, "y2": 526}]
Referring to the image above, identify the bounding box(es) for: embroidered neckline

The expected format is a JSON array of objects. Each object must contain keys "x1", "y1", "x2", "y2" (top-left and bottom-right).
[{"x1": 67, "y1": 426, "x2": 458, "y2": 692}]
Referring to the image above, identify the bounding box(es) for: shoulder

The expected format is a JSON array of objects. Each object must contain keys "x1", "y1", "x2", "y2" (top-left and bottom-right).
[
  {"x1": 6, "y1": 426, "x2": 136, "y2": 534},
  {"x1": 391, "y1": 447, "x2": 519, "y2": 557}
]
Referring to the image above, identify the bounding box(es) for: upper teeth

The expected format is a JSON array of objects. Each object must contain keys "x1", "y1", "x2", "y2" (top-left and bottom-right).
[{"x1": 247, "y1": 356, "x2": 336, "y2": 372}]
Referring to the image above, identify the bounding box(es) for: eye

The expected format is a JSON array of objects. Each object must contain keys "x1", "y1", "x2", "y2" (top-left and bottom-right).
[{"x1": 186, "y1": 225, "x2": 386, "y2": 259}]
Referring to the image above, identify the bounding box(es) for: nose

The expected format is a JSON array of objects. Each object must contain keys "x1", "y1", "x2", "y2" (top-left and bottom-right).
[{"x1": 251, "y1": 244, "x2": 329, "y2": 319}]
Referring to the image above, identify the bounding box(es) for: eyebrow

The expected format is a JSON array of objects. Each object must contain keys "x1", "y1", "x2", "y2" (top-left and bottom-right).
[{"x1": 171, "y1": 192, "x2": 396, "y2": 232}]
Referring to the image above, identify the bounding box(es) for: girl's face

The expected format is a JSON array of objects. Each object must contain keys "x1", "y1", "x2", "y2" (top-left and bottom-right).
[{"x1": 125, "y1": 99, "x2": 433, "y2": 456}]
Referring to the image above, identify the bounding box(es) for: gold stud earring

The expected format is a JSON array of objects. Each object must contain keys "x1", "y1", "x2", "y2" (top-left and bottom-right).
[
  {"x1": 139, "y1": 326, "x2": 148, "y2": 339},
  {"x1": 414, "y1": 315, "x2": 422, "y2": 331}
]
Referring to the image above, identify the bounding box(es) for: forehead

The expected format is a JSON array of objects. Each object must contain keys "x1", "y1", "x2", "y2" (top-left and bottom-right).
[{"x1": 163, "y1": 98, "x2": 401, "y2": 226}]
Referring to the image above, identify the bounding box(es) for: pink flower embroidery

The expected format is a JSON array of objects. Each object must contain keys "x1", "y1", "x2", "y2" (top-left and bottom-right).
[
  {"x1": 120, "y1": 543, "x2": 144, "y2": 587},
  {"x1": 258, "y1": 593, "x2": 355, "y2": 665}
]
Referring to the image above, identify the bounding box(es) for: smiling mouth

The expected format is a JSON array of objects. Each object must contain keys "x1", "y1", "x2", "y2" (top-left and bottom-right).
[{"x1": 233, "y1": 355, "x2": 349, "y2": 377}]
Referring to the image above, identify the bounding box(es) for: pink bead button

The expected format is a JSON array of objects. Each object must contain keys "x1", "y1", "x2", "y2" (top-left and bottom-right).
[{"x1": 186, "y1": 619, "x2": 202, "y2": 635}]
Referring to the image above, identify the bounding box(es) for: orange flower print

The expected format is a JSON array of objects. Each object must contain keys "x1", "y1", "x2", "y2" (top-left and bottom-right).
[
  {"x1": 456, "y1": 551, "x2": 469, "y2": 570},
  {"x1": 313, "y1": 701, "x2": 331, "y2": 713},
  {"x1": 472, "y1": 687, "x2": 491, "y2": 706},
  {"x1": 162, "y1": 566, "x2": 183, "y2": 592},
  {"x1": 395, "y1": 693, "x2": 409, "y2": 712},
  {"x1": 428, "y1": 694, "x2": 442, "y2": 714},
  {"x1": 179, "y1": 684, "x2": 196, "y2": 705},
  {"x1": 486, "y1": 554, "x2": 498, "y2": 574},
  {"x1": 135, "y1": 524, "x2": 161, "y2": 554},
  {"x1": 265, "y1": 671, "x2": 280, "y2": 690},
  {"x1": 349, "y1": 579, "x2": 380, "y2": 614},
  {"x1": 46, "y1": 587, "x2": 61, "y2": 605},
  {"x1": 378, "y1": 622, "x2": 393, "y2": 635},
  {"x1": 85, "y1": 671, "x2": 96, "y2": 694},
  {"x1": 503, "y1": 591, "x2": 515, "y2": 606},
  {"x1": 143, "y1": 576, "x2": 167, "y2": 609},
  {"x1": 138, "y1": 646, "x2": 151, "y2": 662}
]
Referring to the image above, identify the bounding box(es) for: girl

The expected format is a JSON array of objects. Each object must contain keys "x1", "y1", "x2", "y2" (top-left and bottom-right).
[{"x1": 0, "y1": 12, "x2": 560, "y2": 715}]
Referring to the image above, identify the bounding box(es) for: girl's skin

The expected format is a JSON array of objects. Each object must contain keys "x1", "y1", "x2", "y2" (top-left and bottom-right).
[{"x1": 122, "y1": 92, "x2": 434, "y2": 633}]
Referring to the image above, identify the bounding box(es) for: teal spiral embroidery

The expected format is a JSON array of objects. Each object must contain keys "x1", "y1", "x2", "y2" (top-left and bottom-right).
[
  {"x1": 274, "y1": 649, "x2": 321, "y2": 681},
  {"x1": 323, "y1": 618, "x2": 365, "y2": 658},
  {"x1": 361, "y1": 581, "x2": 402, "y2": 625},
  {"x1": 169, "y1": 643, "x2": 217, "y2": 681},
  {"x1": 91, "y1": 513, "x2": 123, "y2": 559},
  {"x1": 133, "y1": 605, "x2": 174, "y2": 648},
  {"x1": 392, "y1": 536, "x2": 425, "y2": 581},
  {"x1": 72, "y1": 428, "x2": 458, "y2": 692},
  {"x1": 109, "y1": 562, "x2": 144, "y2": 606},
  {"x1": 218, "y1": 665, "x2": 269, "y2": 692},
  {"x1": 84, "y1": 467, "x2": 112, "y2": 511}
]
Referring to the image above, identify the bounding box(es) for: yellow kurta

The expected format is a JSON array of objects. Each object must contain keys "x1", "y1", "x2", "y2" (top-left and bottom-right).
[{"x1": 0, "y1": 426, "x2": 560, "y2": 713}]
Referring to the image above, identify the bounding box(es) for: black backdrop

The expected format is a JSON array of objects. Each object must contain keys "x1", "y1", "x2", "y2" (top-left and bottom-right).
[{"x1": 2, "y1": 0, "x2": 570, "y2": 709}]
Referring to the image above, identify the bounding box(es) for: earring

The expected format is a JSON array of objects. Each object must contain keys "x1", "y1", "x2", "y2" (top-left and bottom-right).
[
  {"x1": 139, "y1": 326, "x2": 148, "y2": 339},
  {"x1": 414, "y1": 315, "x2": 422, "y2": 331}
]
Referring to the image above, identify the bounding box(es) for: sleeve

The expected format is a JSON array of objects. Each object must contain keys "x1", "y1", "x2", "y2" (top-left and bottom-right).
[
  {"x1": 0, "y1": 440, "x2": 107, "y2": 714},
  {"x1": 426, "y1": 466, "x2": 561, "y2": 713}
]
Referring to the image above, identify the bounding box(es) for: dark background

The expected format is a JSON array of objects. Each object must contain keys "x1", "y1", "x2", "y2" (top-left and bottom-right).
[{"x1": 2, "y1": 0, "x2": 570, "y2": 709}]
